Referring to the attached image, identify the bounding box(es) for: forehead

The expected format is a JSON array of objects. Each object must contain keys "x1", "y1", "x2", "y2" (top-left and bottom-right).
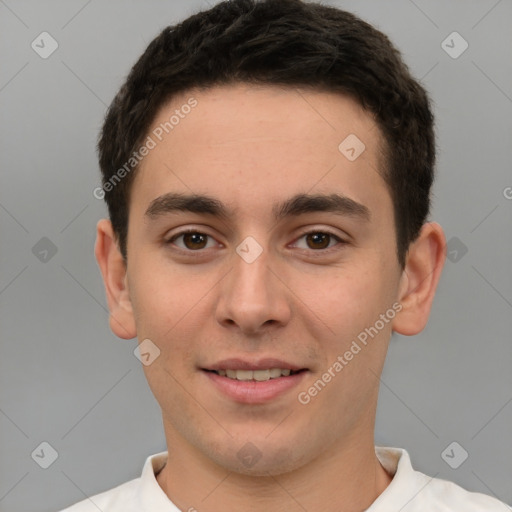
[{"x1": 131, "y1": 83, "x2": 389, "y2": 223}]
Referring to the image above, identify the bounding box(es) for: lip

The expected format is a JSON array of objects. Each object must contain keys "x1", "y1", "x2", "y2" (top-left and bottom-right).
[
  {"x1": 203, "y1": 369, "x2": 308, "y2": 404},
  {"x1": 204, "y1": 358, "x2": 305, "y2": 372}
]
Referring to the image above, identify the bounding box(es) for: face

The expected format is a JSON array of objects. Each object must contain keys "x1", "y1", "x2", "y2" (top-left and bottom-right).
[{"x1": 121, "y1": 84, "x2": 406, "y2": 475}]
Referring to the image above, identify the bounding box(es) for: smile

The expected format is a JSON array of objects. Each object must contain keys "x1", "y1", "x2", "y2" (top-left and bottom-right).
[
  {"x1": 209, "y1": 368, "x2": 303, "y2": 381},
  {"x1": 203, "y1": 368, "x2": 308, "y2": 404}
]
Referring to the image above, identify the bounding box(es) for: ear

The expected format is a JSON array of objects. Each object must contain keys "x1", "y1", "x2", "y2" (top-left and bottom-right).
[
  {"x1": 94, "y1": 219, "x2": 137, "y2": 340},
  {"x1": 392, "y1": 222, "x2": 446, "y2": 336}
]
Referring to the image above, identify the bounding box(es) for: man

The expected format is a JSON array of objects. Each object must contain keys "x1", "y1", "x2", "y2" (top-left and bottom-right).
[{"x1": 61, "y1": 0, "x2": 510, "y2": 510}]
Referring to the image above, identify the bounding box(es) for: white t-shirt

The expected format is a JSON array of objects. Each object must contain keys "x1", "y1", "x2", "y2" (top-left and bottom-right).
[{"x1": 59, "y1": 446, "x2": 510, "y2": 511}]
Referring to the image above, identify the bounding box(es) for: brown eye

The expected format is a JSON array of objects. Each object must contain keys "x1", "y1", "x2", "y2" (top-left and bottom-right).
[
  {"x1": 167, "y1": 231, "x2": 215, "y2": 251},
  {"x1": 182, "y1": 232, "x2": 208, "y2": 250},
  {"x1": 292, "y1": 230, "x2": 346, "y2": 252},
  {"x1": 305, "y1": 232, "x2": 331, "y2": 249}
]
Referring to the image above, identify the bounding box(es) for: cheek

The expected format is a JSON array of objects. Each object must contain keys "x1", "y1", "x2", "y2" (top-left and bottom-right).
[
  {"x1": 133, "y1": 271, "x2": 203, "y2": 405},
  {"x1": 129, "y1": 259, "x2": 203, "y2": 333},
  {"x1": 302, "y1": 258, "x2": 397, "y2": 349},
  {"x1": 129, "y1": 262, "x2": 215, "y2": 369},
  {"x1": 305, "y1": 265, "x2": 375, "y2": 320}
]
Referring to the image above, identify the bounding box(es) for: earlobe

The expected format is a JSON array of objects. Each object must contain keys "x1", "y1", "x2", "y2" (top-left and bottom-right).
[
  {"x1": 94, "y1": 219, "x2": 137, "y2": 340},
  {"x1": 392, "y1": 222, "x2": 446, "y2": 336}
]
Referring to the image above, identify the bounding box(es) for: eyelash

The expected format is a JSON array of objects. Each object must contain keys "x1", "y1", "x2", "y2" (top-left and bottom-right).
[{"x1": 165, "y1": 229, "x2": 347, "y2": 254}]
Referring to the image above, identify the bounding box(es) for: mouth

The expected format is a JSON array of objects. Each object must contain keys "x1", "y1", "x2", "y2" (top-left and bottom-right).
[
  {"x1": 201, "y1": 358, "x2": 309, "y2": 403},
  {"x1": 204, "y1": 368, "x2": 306, "y2": 381}
]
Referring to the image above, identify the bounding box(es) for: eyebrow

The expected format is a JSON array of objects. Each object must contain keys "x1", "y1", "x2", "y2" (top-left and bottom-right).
[{"x1": 144, "y1": 192, "x2": 371, "y2": 223}]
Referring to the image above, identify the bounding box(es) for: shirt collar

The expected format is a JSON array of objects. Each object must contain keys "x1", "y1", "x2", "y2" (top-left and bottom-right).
[
  {"x1": 137, "y1": 451, "x2": 178, "y2": 510},
  {"x1": 368, "y1": 446, "x2": 429, "y2": 510},
  {"x1": 137, "y1": 446, "x2": 417, "y2": 510}
]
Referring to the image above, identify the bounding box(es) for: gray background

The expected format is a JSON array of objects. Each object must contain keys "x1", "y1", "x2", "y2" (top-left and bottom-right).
[{"x1": 1, "y1": 0, "x2": 511, "y2": 511}]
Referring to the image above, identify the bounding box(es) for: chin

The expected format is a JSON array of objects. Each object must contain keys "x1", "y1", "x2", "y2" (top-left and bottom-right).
[{"x1": 214, "y1": 443, "x2": 309, "y2": 477}]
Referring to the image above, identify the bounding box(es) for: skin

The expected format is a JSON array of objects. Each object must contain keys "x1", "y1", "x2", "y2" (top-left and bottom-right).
[{"x1": 95, "y1": 83, "x2": 446, "y2": 512}]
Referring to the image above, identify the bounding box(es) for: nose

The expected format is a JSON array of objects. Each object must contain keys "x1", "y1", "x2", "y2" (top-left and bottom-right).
[{"x1": 215, "y1": 244, "x2": 291, "y2": 335}]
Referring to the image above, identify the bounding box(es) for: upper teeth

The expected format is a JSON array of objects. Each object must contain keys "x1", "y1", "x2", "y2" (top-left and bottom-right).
[{"x1": 216, "y1": 368, "x2": 293, "y2": 381}]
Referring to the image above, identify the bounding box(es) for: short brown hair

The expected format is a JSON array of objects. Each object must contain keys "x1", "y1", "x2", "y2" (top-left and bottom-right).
[{"x1": 98, "y1": 0, "x2": 435, "y2": 269}]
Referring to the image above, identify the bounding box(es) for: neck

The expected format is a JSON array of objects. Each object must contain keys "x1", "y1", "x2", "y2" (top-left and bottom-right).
[{"x1": 156, "y1": 435, "x2": 393, "y2": 512}]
